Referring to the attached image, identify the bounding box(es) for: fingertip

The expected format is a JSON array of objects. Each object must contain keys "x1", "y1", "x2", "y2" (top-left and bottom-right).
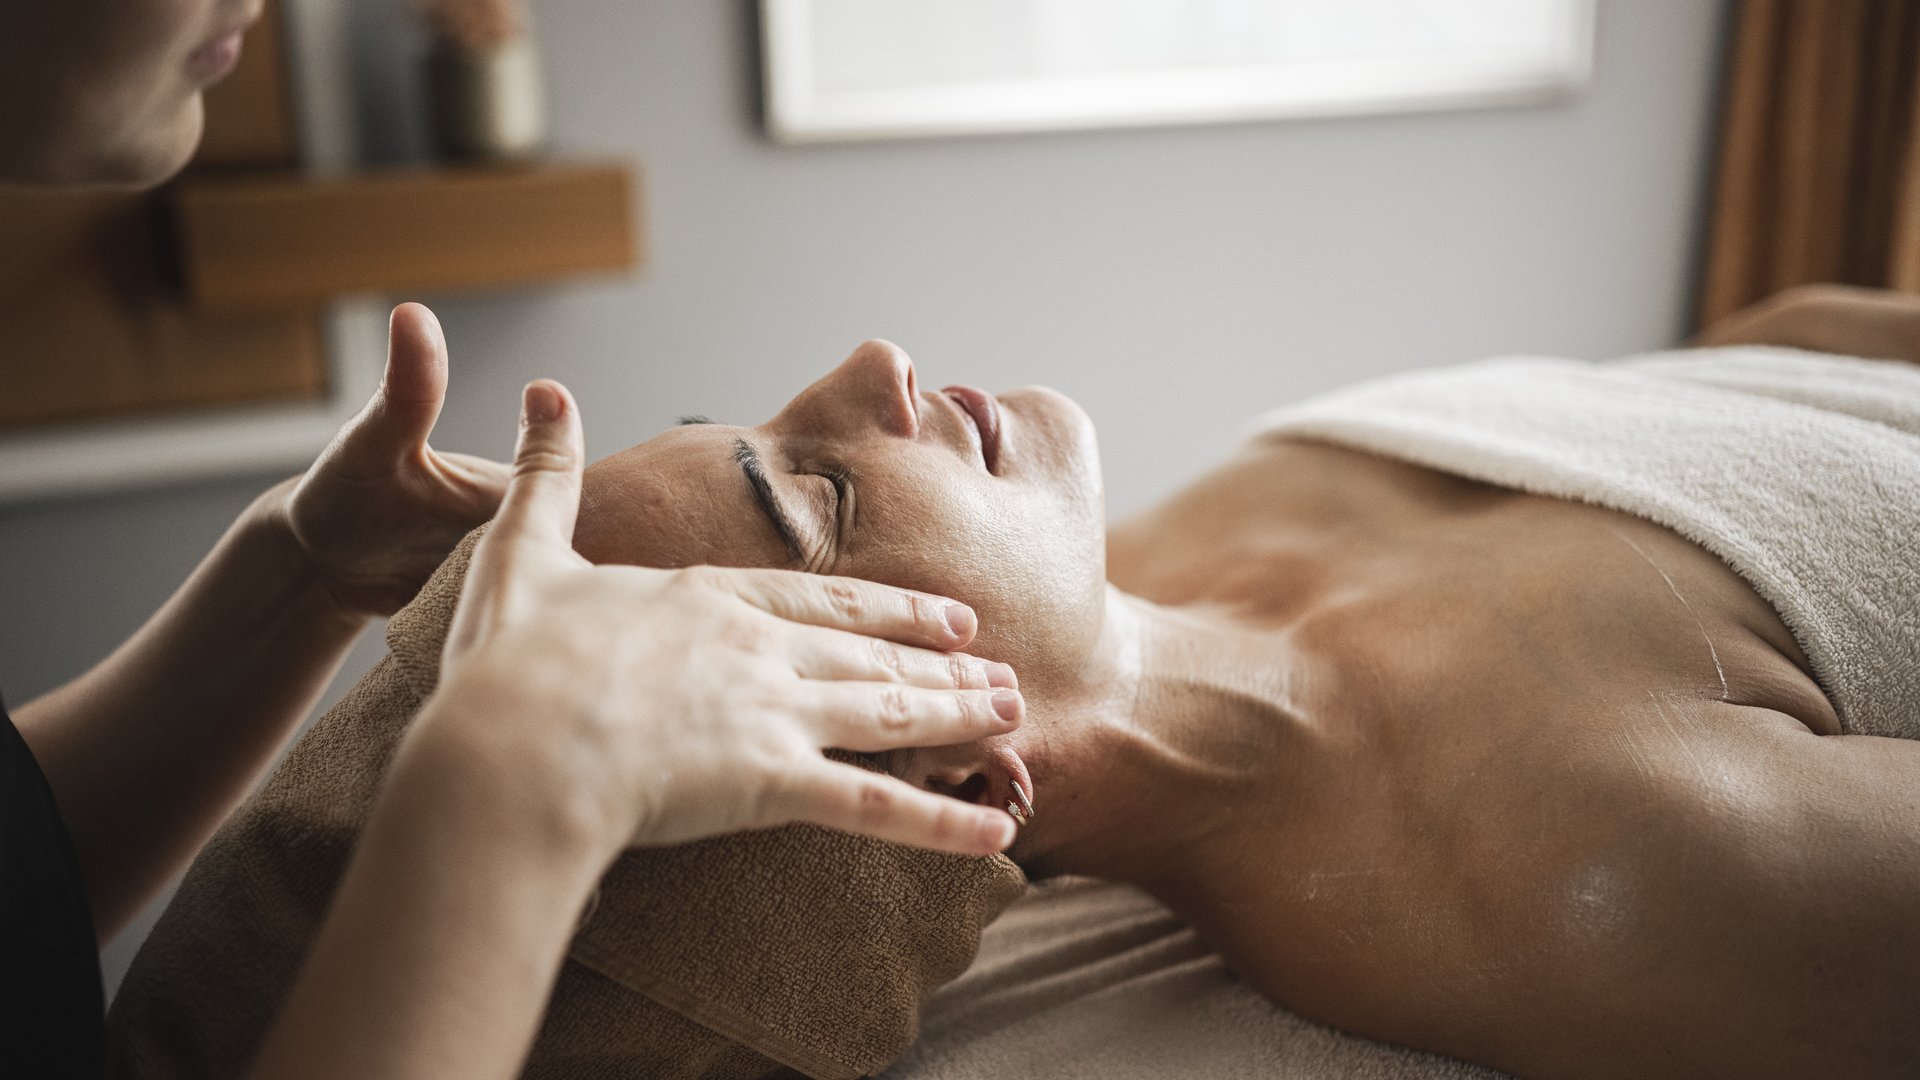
[
  {"x1": 943, "y1": 602, "x2": 977, "y2": 645},
  {"x1": 991, "y1": 687, "x2": 1023, "y2": 727},
  {"x1": 383, "y1": 302, "x2": 449, "y2": 402},
  {"x1": 389, "y1": 302, "x2": 443, "y2": 347},
  {"x1": 978, "y1": 809, "x2": 1017, "y2": 854},
  {"x1": 522, "y1": 380, "x2": 570, "y2": 426}
]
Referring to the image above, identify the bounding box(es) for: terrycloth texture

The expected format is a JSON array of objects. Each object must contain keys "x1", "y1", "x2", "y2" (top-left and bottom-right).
[
  {"x1": 880, "y1": 878, "x2": 1506, "y2": 1080},
  {"x1": 1255, "y1": 346, "x2": 1920, "y2": 741},
  {"x1": 107, "y1": 529, "x2": 1027, "y2": 1080}
]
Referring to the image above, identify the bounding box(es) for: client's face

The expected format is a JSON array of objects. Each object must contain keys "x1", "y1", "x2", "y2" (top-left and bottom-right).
[{"x1": 575, "y1": 339, "x2": 1108, "y2": 758}]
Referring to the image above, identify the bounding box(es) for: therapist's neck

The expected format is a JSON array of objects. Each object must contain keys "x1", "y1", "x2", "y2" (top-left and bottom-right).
[{"x1": 1010, "y1": 586, "x2": 1321, "y2": 905}]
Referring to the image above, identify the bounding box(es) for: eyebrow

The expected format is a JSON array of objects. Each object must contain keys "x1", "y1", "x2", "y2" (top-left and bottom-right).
[{"x1": 733, "y1": 438, "x2": 806, "y2": 565}]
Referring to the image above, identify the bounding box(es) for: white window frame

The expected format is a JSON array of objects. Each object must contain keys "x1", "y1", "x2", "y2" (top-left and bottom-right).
[{"x1": 762, "y1": 0, "x2": 1597, "y2": 144}]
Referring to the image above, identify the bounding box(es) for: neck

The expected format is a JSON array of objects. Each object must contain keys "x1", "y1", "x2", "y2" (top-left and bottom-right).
[{"x1": 1013, "y1": 585, "x2": 1320, "y2": 908}]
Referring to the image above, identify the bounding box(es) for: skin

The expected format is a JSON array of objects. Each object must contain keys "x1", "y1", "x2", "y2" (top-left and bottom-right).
[
  {"x1": 537, "y1": 321, "x2": 1920, "y2": 1079},
  {"x1": 0, "y1": 0, "x2": 257, "y2": 185}
]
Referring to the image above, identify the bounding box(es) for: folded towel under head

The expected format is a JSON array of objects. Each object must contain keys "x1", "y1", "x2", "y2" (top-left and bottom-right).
[{"x1": 107, "y1": 529, "x2": 1027, "y2": 1080}]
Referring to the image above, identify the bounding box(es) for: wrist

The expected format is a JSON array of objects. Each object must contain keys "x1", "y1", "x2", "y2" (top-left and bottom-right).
[
  {"x1": 392, "y1": 689, "x2": 624, "y2": 882},
  {"x1": 241, "y1": 478, "x2": 369, "y2": 634}
]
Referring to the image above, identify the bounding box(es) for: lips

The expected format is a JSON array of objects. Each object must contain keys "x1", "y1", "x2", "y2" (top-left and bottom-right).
[
  {"x1": 187, "y1": 31, "x2": 245, "y2": 81},
  {"x1": 942, "y1": 385, "x2": 1001, "y2": 473},
  {"x1": 188, "y1": 6, "x2": 263, "y2": 83}
]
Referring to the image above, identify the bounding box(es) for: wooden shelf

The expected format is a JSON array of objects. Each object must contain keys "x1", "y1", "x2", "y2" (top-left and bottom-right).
[{"x1": 170, "y1": 161, "x2": 641, "y2": 312}]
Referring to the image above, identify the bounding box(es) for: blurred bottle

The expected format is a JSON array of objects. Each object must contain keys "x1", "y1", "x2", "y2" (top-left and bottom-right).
[{"x1": 419, "y1": 0, "x2": 545, "y2": 161}]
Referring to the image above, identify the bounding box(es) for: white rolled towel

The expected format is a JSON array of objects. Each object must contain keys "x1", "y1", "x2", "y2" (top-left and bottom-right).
[{"x1": 1254, "y1": 346, "x2": 1920, "y2": 741}]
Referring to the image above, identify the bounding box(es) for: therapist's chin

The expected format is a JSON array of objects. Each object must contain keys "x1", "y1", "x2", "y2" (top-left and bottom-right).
[{"x1": 80, "y1": 96, "x2": 205, "y2": 190}]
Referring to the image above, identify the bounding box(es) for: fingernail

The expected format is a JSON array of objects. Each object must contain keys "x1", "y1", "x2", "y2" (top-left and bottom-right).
[
  {"x1": 991, "y1": 688, "x2": 1022, "y2": 725},
  {"x1": 985, "y1": 661, "x2": 1018, "y2": 690},
  {"x1": 944, "y1": 603, "x2": 976, "y2": 640},
  {"x1": 523, "y1": 382, "x2": 561, "y2": 424}
]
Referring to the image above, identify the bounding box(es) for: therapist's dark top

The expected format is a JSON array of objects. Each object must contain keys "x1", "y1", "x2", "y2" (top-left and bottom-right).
[{"x1": 2, "y1": 698, "x2": 106, "y2": 1078}]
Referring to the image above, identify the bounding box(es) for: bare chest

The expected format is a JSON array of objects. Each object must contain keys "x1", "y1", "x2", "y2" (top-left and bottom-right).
[
  {"x1": 1107, "y1": 440, "x2": 1839, "y2": 1034},
  {"x1": 1108, "y1": 440, "x2": 1834, "y2": 738}
]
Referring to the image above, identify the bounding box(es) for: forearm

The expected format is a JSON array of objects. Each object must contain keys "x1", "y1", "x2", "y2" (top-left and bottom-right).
[
  {"x1": 247, "y1": 717, "x2": 606, "y2": 1080},
  {"x1": 14, "y1": 478, "x2": 367, "y2": 936}
]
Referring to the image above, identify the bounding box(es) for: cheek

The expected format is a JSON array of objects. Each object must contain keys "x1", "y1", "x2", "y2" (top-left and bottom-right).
[
  {"x1": 91, "y1": 0, "x2": 208, "y2": 94},
  {"x1": 574, "y1": 464, "x2": 785, "y2": 571},
  {"x1": 57, "y1": 0, "x2": 211, "y2": 180},
  {"x1": 849, "y1": 463, "x2": 1107, "y2": 687}
]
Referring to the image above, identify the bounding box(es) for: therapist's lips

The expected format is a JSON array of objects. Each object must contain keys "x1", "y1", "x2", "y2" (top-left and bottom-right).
[
  {"x1": 942, "y1": 386, "x2": 1002, "y2": 474},
  {"x1": 189, "y1": 8, "x2": 262, "y2": 84}
]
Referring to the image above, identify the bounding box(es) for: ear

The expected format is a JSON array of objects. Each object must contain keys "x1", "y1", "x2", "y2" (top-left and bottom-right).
[{"x1": 884, "y1": 741, "x2": 1033, "y2": 825}]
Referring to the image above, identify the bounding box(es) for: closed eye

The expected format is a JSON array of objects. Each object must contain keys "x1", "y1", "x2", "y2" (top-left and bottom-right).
[{"x1": 818, "y1": 465, "x2": 853, "y2": 550}]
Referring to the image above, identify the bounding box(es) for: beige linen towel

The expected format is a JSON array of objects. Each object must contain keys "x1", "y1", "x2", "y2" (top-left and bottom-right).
[
  {"x1": 879, "y1": 878, "x2": 1506, "y2": 1080},
  {"x1": 107, "y1": 530, "x2": 1027, "y2": 1080}
]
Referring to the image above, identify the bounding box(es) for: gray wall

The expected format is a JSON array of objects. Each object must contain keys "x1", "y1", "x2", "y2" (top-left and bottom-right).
[{"x1": 0, "y1": 0, "x2": 1728, "y2": 993}]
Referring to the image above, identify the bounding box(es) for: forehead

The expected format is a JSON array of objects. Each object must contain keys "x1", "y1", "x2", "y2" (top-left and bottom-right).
[{"x1": 572, "y1": 424, "x2": 788, "y2": 569}]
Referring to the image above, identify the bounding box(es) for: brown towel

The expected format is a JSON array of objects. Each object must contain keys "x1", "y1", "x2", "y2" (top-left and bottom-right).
[{"x1": 106, "y1": 530, "x2": 1027, "y2": 1080}]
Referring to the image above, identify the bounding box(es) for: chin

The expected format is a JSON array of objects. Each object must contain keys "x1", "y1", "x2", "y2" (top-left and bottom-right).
[
  {"x1": 88, "y1": 97, "x2": 203, "y2": 188},
  {"x1": 1003, "y1": 385, "x2": 1103, "y2": 492}
]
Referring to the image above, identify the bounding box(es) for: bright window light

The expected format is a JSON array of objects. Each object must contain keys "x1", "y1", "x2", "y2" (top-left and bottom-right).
[{"x1": 762, "y1": 0, "x2": 1595, "y2": 142}]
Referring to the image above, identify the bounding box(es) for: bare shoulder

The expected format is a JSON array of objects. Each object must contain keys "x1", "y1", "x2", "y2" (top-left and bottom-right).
[{"x1": 1694, "y1": 284, "x2": 1920, "y2": 364}]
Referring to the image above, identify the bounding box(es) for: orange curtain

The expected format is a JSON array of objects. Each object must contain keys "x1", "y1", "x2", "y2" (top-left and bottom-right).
[{"x1": 1698, "y1": 0, "x2": 1920, "y2": 328}]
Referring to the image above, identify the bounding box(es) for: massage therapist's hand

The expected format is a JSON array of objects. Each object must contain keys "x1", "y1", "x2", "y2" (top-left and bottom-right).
[
  {"x1": 276, "y1": 303, "x2": 512, "y2": 617},
  {"x1": 400, "y1": 378, "x2": 1024, "y2": 863}
]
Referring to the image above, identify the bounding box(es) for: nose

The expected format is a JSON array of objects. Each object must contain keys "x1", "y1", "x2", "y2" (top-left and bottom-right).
[{"x1": 803, "y1": 339, "x2": 919, "y2": 439}]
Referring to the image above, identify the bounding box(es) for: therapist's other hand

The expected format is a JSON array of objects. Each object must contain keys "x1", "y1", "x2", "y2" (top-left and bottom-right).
[
  {"x1": 406, "y1": 379, "x2": 1023, "y2": 861},
  {"x1": 281, "y1": 302, "x2": 511, "y2": 617}
]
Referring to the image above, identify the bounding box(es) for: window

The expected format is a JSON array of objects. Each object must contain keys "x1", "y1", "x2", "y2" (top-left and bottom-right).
[{"x1": 761, "y1": 0, "x2": 1595, "y2": 143}]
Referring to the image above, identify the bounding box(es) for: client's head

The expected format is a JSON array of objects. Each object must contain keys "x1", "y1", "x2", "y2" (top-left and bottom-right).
[{"x1": 573, "y1": 340, "x2": 1109, "y2": 831}]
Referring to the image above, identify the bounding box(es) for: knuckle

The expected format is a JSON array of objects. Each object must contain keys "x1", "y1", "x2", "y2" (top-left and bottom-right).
[
  {"x1": 869, "y1": 637, "x2": 907, "y2": 679},
  {"x1": 822, "y1": 578, "x2": 866, "y2": 622},
  {"x1": 723, "y1": 613, "x2": 778, "y2": 654},
  {"x1": 920, "y1": 797, "x2": 958, "y2": 845},
  {"x1": 947, "y1": 654, "x2": 977, "y2": 689},
  {"x1": 853, "y1": 778, "x2": 897, "y2": 825},
  {"x1": 906, "y1": 591, "x2": 936, "y2": 632},
  {"x1": 876, "y1": 686, "x2": 915, "y2": 732},
  {"x1": 960, "y1": 689, "x2": 991, "y2": 726},
  {"x1": 511, "y1": 447, "x2": 577, "y2": 477}
]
